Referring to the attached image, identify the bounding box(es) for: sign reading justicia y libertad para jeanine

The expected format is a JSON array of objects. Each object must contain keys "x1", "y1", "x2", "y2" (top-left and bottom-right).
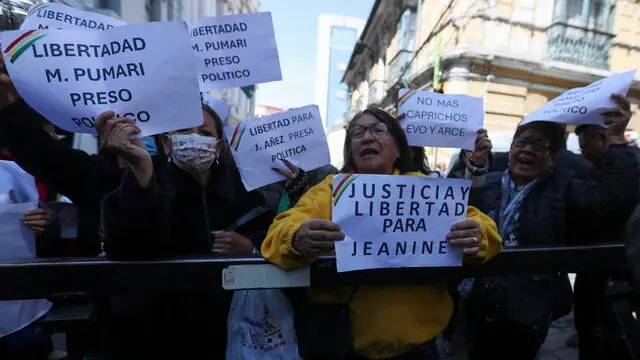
[{"x1": 332, "y1": 174, "x2": 470, "y2": 272}]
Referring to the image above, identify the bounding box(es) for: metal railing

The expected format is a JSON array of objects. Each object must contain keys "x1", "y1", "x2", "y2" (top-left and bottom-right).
[
  {"x1": 545, "y1": 21, "x2": 615, "y2": 69},
  {"x1": 0, "y1": 243, "x2": 628, "y2": 300},
  {"x1": 387, "y1": 50, "x2": 413, "y2": 88},
  {"x1": 2, "y1": 242, "x2": 638, "y2": 360}
]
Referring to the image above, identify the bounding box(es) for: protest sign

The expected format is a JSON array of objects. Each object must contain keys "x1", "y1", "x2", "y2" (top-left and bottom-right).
[
  {"x1": 203, "y1": 94, "x2": 232, "y2": 125},
  {"x1": 225, "y1": 105, "x2": 330, "y2": 191},
  {"x1": 190, "y1": 12, "x2": 282, "y2": 91},
  {"x1": 2, "y1": 21, "x2": 203, "y2": 136},
  {"x1": 21, "y1": 2, "x2": 125, "y2": 31},
  {"x1": 398, "y1": 89, "x2": 484, "y2": 150},
  {"x1": 521, "y1": 70, "x2": 637, "y2": 127},
  {"x1": 332, "y1": 174, "x2": 471, "y2": 273}
]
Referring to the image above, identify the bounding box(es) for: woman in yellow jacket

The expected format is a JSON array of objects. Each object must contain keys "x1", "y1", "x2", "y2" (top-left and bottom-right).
[{"x1": 262, "y1": 108, "x2": 501, "y2": 360}]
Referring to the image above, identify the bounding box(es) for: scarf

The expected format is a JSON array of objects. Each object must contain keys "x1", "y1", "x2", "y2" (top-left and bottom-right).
[
  {"x1": 459, "y1": 170, "x2": 539, "y2": 296},
  {"x1": 497, "y1": 170, "x2": 539, "y2": 247}
]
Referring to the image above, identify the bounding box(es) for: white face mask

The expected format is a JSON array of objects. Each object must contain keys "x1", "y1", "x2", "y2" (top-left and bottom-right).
[{"x1": 170, "y1": 134, "x2": 218, "y2": 173}]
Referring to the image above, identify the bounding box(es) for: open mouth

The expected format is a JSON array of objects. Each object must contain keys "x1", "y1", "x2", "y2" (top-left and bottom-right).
[
  {"x1": 360, "y1": 148, "x2": 379, "y2": 158},
  {"x1": 517, "y1": 155, "x2": 535, "y2": 167}
]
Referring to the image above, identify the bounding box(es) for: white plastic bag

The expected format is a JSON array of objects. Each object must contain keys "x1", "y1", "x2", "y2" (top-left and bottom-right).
[{"x1": 226, "y1": 289, "x2": 300, "y2": 360}]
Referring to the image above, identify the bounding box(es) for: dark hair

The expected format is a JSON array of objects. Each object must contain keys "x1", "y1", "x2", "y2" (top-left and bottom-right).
[
  {"x1": 341, "y1": 107, "x2": 414, "y2": 173},
  {"x1": 411, "y1": 146, "x2": 434, "y2": 175},
  {"x1": 201, "y1": 103, "x2": 250, "y2": 203},
  {"x1": 575, "y1": 124, "x2": 606, "y2": 136},
  {"x1": 202, "y1": 103, "x2": 235, "y2": 170},
  {"x1": 514, "y1": 122, "x2": 565, "y2": 156}
]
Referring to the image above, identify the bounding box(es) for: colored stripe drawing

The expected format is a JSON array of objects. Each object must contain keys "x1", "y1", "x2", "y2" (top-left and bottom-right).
[
  {"x1": 3, "y1": 30, "x2": 47, "y2": 63},
  {"x1": 229, "y1": 123, "x2": 246, "y2": 151},
  {"x1": 398, "y1": 89, "x2": 418, "y2": 108},
  {"x1": 333, "y1": 174, "x2": 359, "y2": 206},
  {"x1": 27, "y1": 3, "x2": 48, "y2": 15}
]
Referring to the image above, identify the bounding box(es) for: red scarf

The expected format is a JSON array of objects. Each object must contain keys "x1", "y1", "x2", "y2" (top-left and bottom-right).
[{"x1": 0, "y1": 152, "x2": 50, "y2": 202}]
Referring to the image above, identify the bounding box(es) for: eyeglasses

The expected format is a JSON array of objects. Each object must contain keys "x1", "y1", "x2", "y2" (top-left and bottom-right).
[
  {"x1": 348, "y1": 122, "x2": 390, "y2": 139},
  {"x1": 512, "y1": 137, "x2": 550, "y2": 152}
]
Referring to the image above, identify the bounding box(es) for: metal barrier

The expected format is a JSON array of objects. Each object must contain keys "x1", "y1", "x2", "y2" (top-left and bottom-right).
[
  {"x1": 0, "y1": 243, "x2": 627, "y2": 300},
  {"x1": 0, "y1": 243, "x2": 637, "y2": 360}
]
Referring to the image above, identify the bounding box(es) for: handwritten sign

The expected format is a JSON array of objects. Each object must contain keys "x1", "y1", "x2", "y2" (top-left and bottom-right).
[
  {"x1": 332, "y1": 174, "x2": 471, "y2": 272},
  {"x1": 190, "y1": 12, "x2": 282, "y2": 91},
  {"x1": 521, "y1": 70, "x2": 637, "y2": 127},
  {"x1": 398, "y1": 89, "x2": 484, "y2": 150},
  {"x1": 225, "y1": 105, "x2": 330, "y2": 191},
  {"x1": 2, "y1": 22, "x2": 203, "y2": 136},
  {"x1": 21, "y1": 2, "x2": 125, "y2": 31},
  {"x1": 203, "y1": 94, "x2": 232, "y2": 125}
]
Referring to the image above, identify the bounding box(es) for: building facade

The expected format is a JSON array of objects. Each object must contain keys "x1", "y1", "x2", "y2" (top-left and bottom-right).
[
  {"x1": 342, "y1": 0, "x2": 640, "y2": 166},
  {"x1": 315, "y1": 14, "x2": 366, "y2": 129},
  {"x1": 255, "y1": 104, "x2": 284, "y2": 117}
]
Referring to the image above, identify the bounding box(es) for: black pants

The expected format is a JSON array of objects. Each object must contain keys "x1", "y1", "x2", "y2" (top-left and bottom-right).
[
  {"x1": 442, "y1": 279, "x2": 461, "y2": 342},
  {"x1": 575, "y1": 272, "x2": 632, "y2": 360},
  {"x1": 467, "y1": 316, "x2": 550, "y2": 360}
]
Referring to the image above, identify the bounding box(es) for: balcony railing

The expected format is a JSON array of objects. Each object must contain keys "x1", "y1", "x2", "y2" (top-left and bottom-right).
[
  {"x1": 368, "y1": 79, "x2": 387, "y2": 105},
  {"x1": 387, "y1": 50, "x2": 414, "y2": 88},
  {"x1": 545, "y1": 22, "x2": 614, "y2": 69}
]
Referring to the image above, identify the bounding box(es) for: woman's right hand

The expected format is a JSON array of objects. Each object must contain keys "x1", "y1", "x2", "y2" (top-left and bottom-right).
[
  {"x1": 292, "y1": 219, "x2": 345, "y2": 257},
  {"x1": 470, "y1": 129, "x2": 491, "y2": 166},
  {"x1": 95, "y1": 111, "x2": 153, "y2": 187}
]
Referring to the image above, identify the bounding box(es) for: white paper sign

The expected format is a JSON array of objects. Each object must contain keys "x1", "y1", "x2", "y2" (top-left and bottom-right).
[
  {"x1": 21, "y1": 2, "x2": 125, "y2": 31},
  {"x1": 398, "y1": 89, "x2": 484, "y2": 150},
  {"x1": 225, "y1": 105, "x2": 330, "y2": 191},
  {"x1": 522, "y1": 70, "x2": 637, "y2": 127},
  {"x1": 0, "y1": 202, "x2": 38, "y2": 260},
  {"x1": 332, "y1": 174, "x2": 471, "y2": 273},
  {"x1": 2, "y1": 22, "x2": 203, "y2": 136},
  {"x1": 190, "y1": 12, "x2": 282, "y2": 91},
  {"x1": 203, "y1": 94, "x2": 232, "y2": 125},
  {"x1": 0, "y1": 202, "x2": 52, "y2": 338}
]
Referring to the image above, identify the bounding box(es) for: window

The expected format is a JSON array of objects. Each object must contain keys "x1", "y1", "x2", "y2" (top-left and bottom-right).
[
  {"x1": 553, "y1": 0, "x2": 613, "y2": 30},
  {"x1": 398, "y1": 8, "x2": 417, "y2": 51}
]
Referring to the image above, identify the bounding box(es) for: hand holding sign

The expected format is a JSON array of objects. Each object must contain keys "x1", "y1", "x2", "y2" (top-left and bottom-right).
[
  {"x1": 293, "y1": 219, "x2": 345, "y2": 257},
  {"x1": 212, "y1": 231, "x2": 254, "y2": 255},
  {"x1": 22, "y1": 208, "x2": 53, "y2": 235},
  {"x1": 470, "y1": 129, "x2": 492, "y2": 166},
  {"x1": 96, "y1": 111, "x2": 152, "y2": 187},
  {"x1": 271, "y1": 159, "x2": 300, "y2": 184},
  {"x1": 602, "y1": 94, "x2": 632, "y2": 145},
  {"x1": 447, "y1": 219, "x2": 482, "y2": 256}
]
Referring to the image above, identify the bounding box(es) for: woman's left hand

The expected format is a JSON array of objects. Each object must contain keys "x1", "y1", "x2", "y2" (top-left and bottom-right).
[
  {"x1": 212, "y1": 231, "x2": 255, "y2": 255},
  {"x1": 447, "y1": 219, "x2": 482, "y2": 256},
  {"x1": 22, "y1": 208, "x2": 53, "y2": 235},
  {"x1": 271, "y1": 159, "x2": 300, "y2": 185}
]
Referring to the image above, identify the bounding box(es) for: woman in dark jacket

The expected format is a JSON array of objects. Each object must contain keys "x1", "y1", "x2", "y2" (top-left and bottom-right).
[
  {"x1": 465, "y1": 120, "x2": 638, "y2": 360},
  {"x1": 100, "y1": 105, "x2": 275, "y2": 359}
]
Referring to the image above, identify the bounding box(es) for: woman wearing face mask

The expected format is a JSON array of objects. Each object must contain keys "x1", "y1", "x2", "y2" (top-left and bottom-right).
[{"x1": 98, "y1": 104, "x2": 275, "y2": 359}]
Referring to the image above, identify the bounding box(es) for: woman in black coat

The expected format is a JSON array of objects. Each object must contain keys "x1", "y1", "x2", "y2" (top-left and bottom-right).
[
  {"x1": 465, "y1": 120, "x2": 638, "y2": 360},
  {"x1": 100, "y1": 105, "x2": 275, "y2": 359}
]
